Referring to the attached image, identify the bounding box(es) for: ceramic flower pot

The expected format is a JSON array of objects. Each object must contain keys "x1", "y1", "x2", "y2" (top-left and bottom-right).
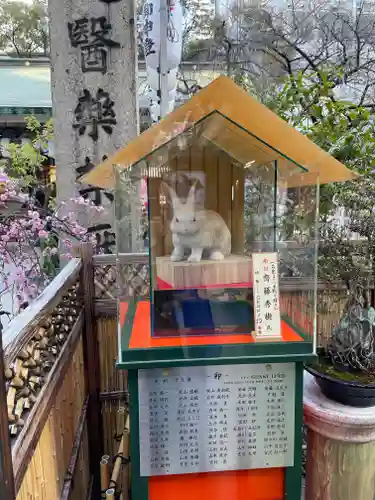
[{"x1": 305, "y1": 364, "x2": 375, "y2": 407}]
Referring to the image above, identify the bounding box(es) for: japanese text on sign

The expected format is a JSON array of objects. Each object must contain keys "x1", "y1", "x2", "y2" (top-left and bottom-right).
[
  {"x1": 252, "y1": 253, "x2": 281, "y2": 338},
  {"x1": 138, "y1": 363, "x2": 295, "y2": 476},
  {"x1": 68, "y1": 15, "x2": 120, "y2": 74}
]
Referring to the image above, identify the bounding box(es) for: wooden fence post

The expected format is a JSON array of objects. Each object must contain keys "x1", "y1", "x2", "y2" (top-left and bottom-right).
[
  {"x1": 81, "y1": 243, "x2": 104, "y2": 497},
  {"x1": 0, "y1": 331, "x2": 15, "y2": 500}
]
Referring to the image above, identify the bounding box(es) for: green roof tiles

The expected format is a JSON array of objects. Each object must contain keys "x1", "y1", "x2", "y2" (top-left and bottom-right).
[{"x1": 0, "y1": 65, "x2": 51, "y2": 108}]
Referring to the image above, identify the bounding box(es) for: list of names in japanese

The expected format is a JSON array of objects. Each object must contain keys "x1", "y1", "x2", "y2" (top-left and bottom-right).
[
  {"x1": 252, "y1": 252, "x2": 281, "y2": 338},
  {"x1": 138, "y1": 363, "x2": 295, "y2": 476}
]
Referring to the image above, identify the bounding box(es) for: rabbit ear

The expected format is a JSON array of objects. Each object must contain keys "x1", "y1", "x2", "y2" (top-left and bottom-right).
[
  {"x1": 164, "y1": 183, "x2": 179, "y2": 210},
  {"x1": 186, "y1": 182, "x2": 197, "y2": 207}
]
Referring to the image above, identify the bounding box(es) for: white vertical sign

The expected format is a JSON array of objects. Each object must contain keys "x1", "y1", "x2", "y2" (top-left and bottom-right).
[{"x1": 252, "y1": 252, "x2": 281, "y2": 339}]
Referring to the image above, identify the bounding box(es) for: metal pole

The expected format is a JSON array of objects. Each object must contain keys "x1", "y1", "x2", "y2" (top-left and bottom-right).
[
  {"x1": 0, "y1": 327, "x2": 15, "y2": 500},
  {"x1": 159, "y1": 0, "x2": 169, "y2": 119},
  {"x1": 273, "y1": 160, "x2": 278, "y2": 252}
]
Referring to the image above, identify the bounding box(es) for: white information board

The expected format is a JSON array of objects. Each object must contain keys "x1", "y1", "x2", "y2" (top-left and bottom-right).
[
  {"x1": 252, "y1": 252, "x2": 282, "y2": 338},
  {"x1": 138, "y1": 363, "x2": 295, "y2": 477}
]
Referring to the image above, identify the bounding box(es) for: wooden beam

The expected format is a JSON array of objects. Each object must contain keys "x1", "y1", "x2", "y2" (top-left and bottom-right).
[
  {"x1": 3, "y1": 258, "x2": 82, "y2": 361},
  {"x1": 95, "y1": 299, "x2": 117, "y2": 317},
  {"x1": 0, "y1": 334, "x2": 15, "y2": 500},
  {"x1": 81, "y1": 243, "x2": 104, "y2": 497},
  {"x1": 60, "y1": 395, "x2": 89, "y2": 500},
  {"x1": 279, "y1": 278, "x2": 347, "y2": 291},
  {"x1": 100, "y1": 391, "x2": 129, "y2": 402},
  {"x1": 11, "y1": 312, "x2": 84, "y2": 492},
  {"x1": 92, "y1": 253, "x2": 148, "y2": 266}
]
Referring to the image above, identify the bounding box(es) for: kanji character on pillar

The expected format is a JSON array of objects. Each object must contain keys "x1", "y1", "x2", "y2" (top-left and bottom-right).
[
  {"x1": 73, "y1": 88, "x2": 117, "y2": 141},
  {"x1": 68, "y1": 16, "x2": 120, "y2": 73}
]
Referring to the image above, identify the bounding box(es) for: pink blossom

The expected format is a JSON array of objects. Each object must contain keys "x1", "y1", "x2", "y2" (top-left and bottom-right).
[
  {"x1": 63, "y1": 239, "x2": 73, "y2": 249},
  {"x1": 0, "y1": 188, "x2": 108, "y2": 316},
  {"x1": 14, "y1": 270, "x2": 26, "y2": 285},
  {"x1": 60, "y1": 253, "x2": 73, "y2": 260}
]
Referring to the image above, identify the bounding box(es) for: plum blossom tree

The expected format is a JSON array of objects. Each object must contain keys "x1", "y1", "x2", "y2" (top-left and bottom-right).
[
  {"x1": 0, "y1": 117, "x2": 107, "y2": 321},
  {"x1": 0, "y1": 174, "x2": 104, "y2": 317}
]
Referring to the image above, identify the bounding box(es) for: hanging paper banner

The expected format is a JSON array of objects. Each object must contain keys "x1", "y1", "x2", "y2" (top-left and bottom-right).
[
  {"x1": 252, "y1": 252, "x2": 282, "y2": 339},
  {"x1": 146, "y1": 67, "x2": 178, "y2": 92},
  {"x1": 143, "y1": 0, "x2": 183, "y2": 71},
  {"x1": 143, "y1": 0, "x2": 183, "y2": 123}
]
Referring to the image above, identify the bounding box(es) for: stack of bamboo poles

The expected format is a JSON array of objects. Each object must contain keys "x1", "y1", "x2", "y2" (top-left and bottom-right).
[
  {"x1": 4, "y1": 283, "x2": 81, "y2": 437},
  {"x1": 100, "y1": 413, "x2": 130, "y2": 499},
  {"x1": 98, "y1": 318, "x2": 127, "y2": 395}
]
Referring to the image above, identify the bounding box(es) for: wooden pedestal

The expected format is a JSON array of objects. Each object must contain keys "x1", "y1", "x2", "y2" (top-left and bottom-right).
[
  {"x1": 155, "y1": 254, "x2": 252, "y2": 289},
  {"x1": 304, "y1": 372, "x2": 375, "y2": 500}
]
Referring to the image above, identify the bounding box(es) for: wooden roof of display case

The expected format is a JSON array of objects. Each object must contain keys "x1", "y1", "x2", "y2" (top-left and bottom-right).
[{"x1": 81, "y1": 75, "x2": 358, "y2": 189}]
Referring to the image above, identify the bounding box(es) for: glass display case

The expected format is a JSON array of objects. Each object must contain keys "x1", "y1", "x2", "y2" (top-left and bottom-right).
[
  {"x1": 114, "y1": 110, "x2": 320, "y2": 351},
  {"x1": 80, "y1": 74, "x2": 357, "y2": 365}
]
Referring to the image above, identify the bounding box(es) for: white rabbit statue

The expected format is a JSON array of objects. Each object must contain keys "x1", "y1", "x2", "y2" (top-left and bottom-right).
[{"x1": 166, "y1": 183, "x2": 231, "y2": 263}]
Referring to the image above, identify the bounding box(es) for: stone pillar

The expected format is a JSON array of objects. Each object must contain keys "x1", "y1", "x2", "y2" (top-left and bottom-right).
[
  {"x1": 304, "y1": 372, "x2": 375, "y2": 500},
  {"x1": 48, "y1": 0, "x2": 139, "y2": 251}
]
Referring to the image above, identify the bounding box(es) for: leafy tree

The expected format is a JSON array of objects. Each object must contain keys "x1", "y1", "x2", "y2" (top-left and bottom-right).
[
  {"x1": 5, "y1": 115, "x2": 53, "y2": 191},
  {"x1": 0, "y1": 0, "x2": 49, "y2": 56},
  {"x1": 265, "y1": 70, "x2": 375, "y2": 173},
  {"x1": 263, "y1": 70, "x2": 375, "y2": 289}
]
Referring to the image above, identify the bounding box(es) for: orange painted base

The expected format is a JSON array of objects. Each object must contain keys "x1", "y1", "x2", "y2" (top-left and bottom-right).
[
  {"x1": 149, "y1": 468, "x2": 284, "y2": 500},
  {"x1": 119, "y1": 301, "x2": 303, "y2": 349}
]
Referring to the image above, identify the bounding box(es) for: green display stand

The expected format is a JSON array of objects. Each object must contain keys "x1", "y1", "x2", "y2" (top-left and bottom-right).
[{"x1": 117, "y1": 299, "x2": 313, "y2": 500}]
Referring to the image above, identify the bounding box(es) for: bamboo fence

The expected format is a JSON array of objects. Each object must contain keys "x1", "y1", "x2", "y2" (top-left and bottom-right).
[
  {"x1": 0, "y1": 254, "x2": 99, "y2": 500},
  {"x1": 97, "y1": 317, "x2": 127, "y2": 394},
  {"x1": 16, "y1": 337, "x2": 87, "y2": 500}
]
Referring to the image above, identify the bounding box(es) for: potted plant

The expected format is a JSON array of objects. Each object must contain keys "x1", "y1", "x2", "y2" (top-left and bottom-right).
[
  {"x1": 306, "y1": 281, "x2": 375, "y2": 407},
  {"x1": 305, "y1": 167, "x2": 375, "y2": 406}
]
